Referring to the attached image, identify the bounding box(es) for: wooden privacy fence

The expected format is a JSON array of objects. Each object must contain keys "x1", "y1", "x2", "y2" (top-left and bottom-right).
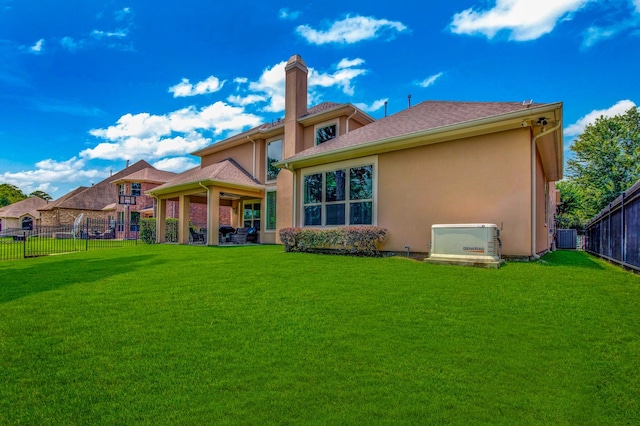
[
  {"x1": 585, "y1": 179, "x2": 640, "y2": 272},
  {"x1": 0, "y1": 218, "x2": 138, "y2": 261}
]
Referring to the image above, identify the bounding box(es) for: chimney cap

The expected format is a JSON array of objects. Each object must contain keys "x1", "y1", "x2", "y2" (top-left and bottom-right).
[{"x1": 285, "y1": 54, "x2": 307, "y2": 72}]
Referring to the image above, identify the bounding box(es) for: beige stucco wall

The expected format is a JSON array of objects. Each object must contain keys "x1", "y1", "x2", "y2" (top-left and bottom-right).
[
  {"x1": 377, "y1": 128, "x2": 535, "y2": 256},
  {"x1": 200, "y1": 141, "x2": 264, "y2": 182}
]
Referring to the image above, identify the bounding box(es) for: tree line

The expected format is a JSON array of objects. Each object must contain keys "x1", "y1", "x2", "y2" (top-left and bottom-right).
[
  {"x1": 0, "y1": 184, "x2": 52, "y2": 207},
  {"x1": 556, "y1": 106, "x2": 640, "y2": 229}
]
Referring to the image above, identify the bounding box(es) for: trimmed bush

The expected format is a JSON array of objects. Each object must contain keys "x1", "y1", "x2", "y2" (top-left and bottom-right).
[
  {"x1": 279, "y1": 226, "x2": 387, "y2": 257},
  {"x1": 140, "y1": 218, "x2": 156, "y2": 244},
  {"x1": 140, "y1": 218, "x2": 179, "y2": 244}
]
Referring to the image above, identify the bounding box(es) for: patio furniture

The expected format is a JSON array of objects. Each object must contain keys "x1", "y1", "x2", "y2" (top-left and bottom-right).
[
  {"x1": 189, "y1": 228, "x2": 205, "y2": 243},
  {"x1": 231, "y1": 227, "x2": 248, "y2": 244}
]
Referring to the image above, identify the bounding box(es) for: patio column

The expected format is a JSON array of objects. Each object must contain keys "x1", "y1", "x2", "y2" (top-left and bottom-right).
[
  {"x1": 207, "y1": 187, "x2": 221, "y2": 246},
  {"x1": 179, "y1": 194, "x2": 190, "y2": 244},
  {"x1": 157, "y1": 198, "x2": 167, "y2": 243}
]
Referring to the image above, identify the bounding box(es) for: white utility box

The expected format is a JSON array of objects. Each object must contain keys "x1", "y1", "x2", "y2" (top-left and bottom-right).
[{"x1": 425, "y1": 223, "x2": 503, "y2": 268}]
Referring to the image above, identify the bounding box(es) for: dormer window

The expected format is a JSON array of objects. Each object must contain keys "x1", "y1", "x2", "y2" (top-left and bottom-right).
[{"x1": 315, "y1": 120, "x2": 338, "y2": 145}]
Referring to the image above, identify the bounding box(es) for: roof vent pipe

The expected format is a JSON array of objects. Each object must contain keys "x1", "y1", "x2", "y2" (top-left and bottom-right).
[
  {"x1": 384, "y1": 101, "x2": 388, "y2": 117},
  {"x1": 408, "y1": 94, "x2": 412, "y2": 108}
]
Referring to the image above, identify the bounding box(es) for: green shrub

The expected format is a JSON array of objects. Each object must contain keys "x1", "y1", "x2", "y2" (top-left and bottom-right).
[
  {"x1": 140, "y1": 218, "x2": 180, "y2": 244},
  {"x1": 279, "y1": 226, "x2": 387, "y2": 256},
  {"x1": 140, "y1": 219, "x2": 156, "y2": 244}
]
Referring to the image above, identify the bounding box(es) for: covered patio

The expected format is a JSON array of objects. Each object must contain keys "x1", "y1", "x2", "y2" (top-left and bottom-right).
[{"x1": 147, "y1": 159, "x2": 264, "y2": 246}]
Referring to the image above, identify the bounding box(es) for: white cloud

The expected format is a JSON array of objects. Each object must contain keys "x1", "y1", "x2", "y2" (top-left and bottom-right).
[
  {"x1": 354, "y1": 98, "x2": 388, "y2": 113},
  {"x1": 91, "y1": 29, "x2": 128, "y2": 39},
  {"x1": 296, "y1": 15, "x2": 408, "y2": 45},
  {"x1": 417, "y1": 72, "x2": 444, "y2": 88},
  {"x1": 60, "y1": 36, "x2": 83, "y2": 52},
  {"x1": 450, "y1": 0, "x2": 592, "y2": 41},
  {"x1": 309, "y1": 58, "x2": 368, "y2": 96},
  {"x1": 115, "y1": 7, "x2": 132, "y2": 22},
  {"x1": 0, "y1": 157, "x2": 102, "y2": 196},
  {"x1": 30, "y1": 39, "x2": 44, "y2": 53},
  {"x1": 227, "y1": 94, "x2": 267, "y2": 106},
  {"x1": 84, "y1": 101, "x2": 262, "y2": 161},
  {"x1": 582, "y1": 25, "x2": 619, "y2": 48},
  {"x1": 337, "y1": 58, "x2": 365, "y2": 69},
  {"x1": 169, "y1": 76, "x2": 225, "y2": 97},
  {"x1": 279, "y1": 8, "x2": 301, "y2": 20},
  {"x1": 634, "y1": 0, "x2": 640, "y2": 13},
  {"x1": 153, "y1": 157, "x2": 199, "y2": 173},
  {"x1": 248, "y1": 60, "x2": 287, "y2": 112},
  {"x1": 564, "y1": 99, "x2": 636, "y2": 137}
]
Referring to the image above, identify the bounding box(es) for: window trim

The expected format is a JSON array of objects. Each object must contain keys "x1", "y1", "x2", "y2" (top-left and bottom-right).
[
  {"x1": 314, "y1": 119, "x2": 339, "y2": 146},
  {"x1": 299, "y1": 156, "x2": 378, "y2": 228},
  {"x1": 265, "y1": 137, "x2": 283, "y2": 183}
]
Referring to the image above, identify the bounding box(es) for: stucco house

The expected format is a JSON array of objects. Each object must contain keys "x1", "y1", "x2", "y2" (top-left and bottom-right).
[
  {"x1": 148, "y1": 54, "x2": 563, "y2": 258},
  {"x1": 0, "y1": 196, "x2": 49, "y2": 232}
]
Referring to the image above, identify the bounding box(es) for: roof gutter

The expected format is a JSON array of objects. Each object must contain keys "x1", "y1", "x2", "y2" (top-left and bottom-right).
[{"x1": 530, "y1": 119, "x2": 562, "y2": 259}]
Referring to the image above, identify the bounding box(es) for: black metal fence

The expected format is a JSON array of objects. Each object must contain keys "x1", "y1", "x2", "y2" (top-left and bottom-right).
[
  {"x1": 585, "y1": 179, "x2": 640, "y2": 272},
  {"x1": 0, "y1": 218, "x2": 139, "y2": 261}
]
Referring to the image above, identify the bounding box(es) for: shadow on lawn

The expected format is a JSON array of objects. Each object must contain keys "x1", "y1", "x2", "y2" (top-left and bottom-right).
[
  {"x1": 0, "y1": 254, "x2": 158, "y2": 304},
  {"x1": 538, "y1": 250, "x2": 605, "y2": 270}
]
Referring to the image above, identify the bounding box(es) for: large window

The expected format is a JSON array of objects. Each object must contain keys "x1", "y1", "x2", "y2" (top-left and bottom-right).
[
  {"x1": 315, "y1": 120, "x2": 338, "y2": 145},
  {"x1": 303, "y1": 160, "x2": 375, "y2": 227},
  {"x1": 266, "y1": 139, "x2": 283, "y2": 181},
  {"x1": 266, "y1": 191, "x2": 277, "y2": 231}
]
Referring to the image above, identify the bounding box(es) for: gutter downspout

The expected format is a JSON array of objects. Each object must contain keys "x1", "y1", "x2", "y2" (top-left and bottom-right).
[
  {"x1": 198, "y1": 181, "x2": 211, "y2": 245},
  {"x1": 247, "y1": 135, "x2": 256, "y2": 179},
  {"x1": 346, "y1": 108, "x2": 357, "y2": 133},
  {"x1": 530, "y1": 120, "x2": 562, "y2": 259}
]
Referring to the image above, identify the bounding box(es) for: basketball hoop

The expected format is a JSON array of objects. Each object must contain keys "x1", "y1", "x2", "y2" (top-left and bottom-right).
[{"x1": 119, "y1": 195, "x2": 137, "y2": 205}]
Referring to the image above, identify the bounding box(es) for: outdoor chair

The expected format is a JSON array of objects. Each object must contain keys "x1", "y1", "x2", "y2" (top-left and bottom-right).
[
  {"x1": 189, "y1": 228, "x2": 205, "y2": 243},
  {"x1": 231, "y1": 227, "x2": 248, "y2": 244}
]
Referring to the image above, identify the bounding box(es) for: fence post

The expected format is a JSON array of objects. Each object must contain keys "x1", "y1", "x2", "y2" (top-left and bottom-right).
[
  {"x1": 85, "y1": 217, "x2": 89, "y2": 251},
  {"x1": 23, "y1": 231, "x2": 26, "y2": 259}
]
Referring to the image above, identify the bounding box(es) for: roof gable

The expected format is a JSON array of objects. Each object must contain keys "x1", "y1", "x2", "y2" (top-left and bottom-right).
[
  {"x1": 0, "y1": 196, "x2": 49, "y2": 218},
  {"x1": 150, "y1": 158, "x2": 263, "y2": 195}
]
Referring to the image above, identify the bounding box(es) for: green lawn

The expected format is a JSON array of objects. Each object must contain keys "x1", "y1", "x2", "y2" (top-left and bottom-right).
[{"x1": 1, "y1": 245, "x2": 639, "y2": 424}]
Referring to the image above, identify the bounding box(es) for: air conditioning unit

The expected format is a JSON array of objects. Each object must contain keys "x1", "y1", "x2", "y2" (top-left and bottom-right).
[{"x1": 425, "y1": 224, "x2": 504, "y2": 268}]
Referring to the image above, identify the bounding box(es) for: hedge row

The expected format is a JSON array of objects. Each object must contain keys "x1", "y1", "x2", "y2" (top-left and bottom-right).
[{"x1": 279, "y1": 226, "x2": 387, "y2": 257}]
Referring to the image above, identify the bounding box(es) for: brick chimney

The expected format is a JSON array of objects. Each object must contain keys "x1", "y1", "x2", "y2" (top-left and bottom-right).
[{"x1": 284, "y1": 54, "x2": 308, "y2": 157}]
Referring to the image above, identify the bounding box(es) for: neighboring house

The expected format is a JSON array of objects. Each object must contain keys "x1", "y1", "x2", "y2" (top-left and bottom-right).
[
  {"x1": 0, "y1": 196, "x2": 49, "y2": 232},
  {"x1": 148, "y1": 54, "x2": 563, "y2": 258},
  {"x1": 39, "y1": 160, "x2": 156, "y2": 227}
]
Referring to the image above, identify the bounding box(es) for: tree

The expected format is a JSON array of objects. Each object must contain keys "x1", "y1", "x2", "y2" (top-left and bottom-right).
[
  {"x1": 566, "y1": 106, "x2": 640, "y2": 219},
  {"x1": 554, "y1": 180, "x2": 586, "y2": 229},
  {"x1": 29, "y1": 190, "x2": 52, "y2": 201},
  {"x1": 0, "y1": 184, "x2": 27, "y2": 207}
]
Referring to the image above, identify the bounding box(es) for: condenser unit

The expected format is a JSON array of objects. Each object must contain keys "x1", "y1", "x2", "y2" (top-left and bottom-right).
[{"x1": 425, "y1": 224, "x2": 503, "y2": 268}]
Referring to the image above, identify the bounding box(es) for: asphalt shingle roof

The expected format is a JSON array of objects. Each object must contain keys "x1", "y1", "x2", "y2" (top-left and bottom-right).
[{"x1": 286, "y1": 100, "x2": 548, "y2": 161}]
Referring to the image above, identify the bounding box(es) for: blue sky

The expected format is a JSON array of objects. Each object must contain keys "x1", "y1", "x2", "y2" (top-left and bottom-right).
[{"x1": 1, "y1": 0, "x2": 638, "y2": 199}]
